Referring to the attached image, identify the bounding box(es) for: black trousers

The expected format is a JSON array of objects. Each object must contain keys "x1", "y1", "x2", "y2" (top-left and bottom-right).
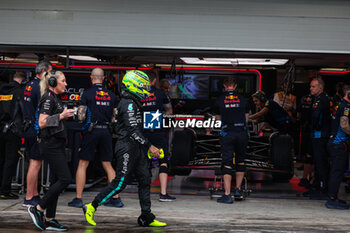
[
  {"x1": 93, "y1": 139, "x2": 151, "y2": 214},
  {"x1": 327, "y1": 142, "x2": 349, "y2": 199},
  {"x1": 311, "y1": 138, "x2": 329, "y2": 192},
  {"x1": 38, "y1": 137, "x2": 71, "y2": 218},
  {"x1": 0, "y1": 131, "x2": 21, "y2": 194}
]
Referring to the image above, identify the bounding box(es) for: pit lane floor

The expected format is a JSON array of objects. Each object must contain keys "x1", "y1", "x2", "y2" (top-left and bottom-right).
[{"x1": 0, "y1": 170, "x2": 350, "y2": 232}]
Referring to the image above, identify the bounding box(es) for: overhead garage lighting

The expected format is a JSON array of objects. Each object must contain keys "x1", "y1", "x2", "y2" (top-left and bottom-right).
[
  {"x1": 0, "y1": 56, "x2": 59, "y2": 64},
  {"x1": 180, "y1": 57, "x2": 288, "y2": 65},
  {"x1": 319, "y1": 70, "x2": 350, "y2": 74},
  {"x1": 58, "y1": 55, "x2": 99, "y2": 61}
]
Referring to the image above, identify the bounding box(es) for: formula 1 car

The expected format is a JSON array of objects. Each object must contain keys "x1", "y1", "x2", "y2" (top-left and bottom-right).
[{"x1": 170, "y1": 117, "x2": 294, "y2": 182}]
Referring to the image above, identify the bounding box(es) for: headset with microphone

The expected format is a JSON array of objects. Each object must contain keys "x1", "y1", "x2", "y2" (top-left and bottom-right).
[{"x1": 47, "y1": 71, "x2": 57, "y2": 88}]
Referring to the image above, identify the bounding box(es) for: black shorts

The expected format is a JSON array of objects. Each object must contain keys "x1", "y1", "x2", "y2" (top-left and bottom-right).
[
  {"x1": 24, "y1": 127, "x2": 43, "y2": 160},
  {"x1": 143, "y1": 130, "x2": 169, "y2": 165},
  {"x1": 78, "y1": 129, "x2": 113, "y2": 162},
  {"x1": 221, "y1": 131, "x2": 248, "y2": 164}
]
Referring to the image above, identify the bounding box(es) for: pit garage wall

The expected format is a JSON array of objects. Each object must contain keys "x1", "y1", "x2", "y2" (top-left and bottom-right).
[{"x1": 1, "y1": 0, "x2": 350, "y2": 54}]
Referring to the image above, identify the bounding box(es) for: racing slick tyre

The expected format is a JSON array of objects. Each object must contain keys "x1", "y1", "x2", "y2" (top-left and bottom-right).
[
  {"x1": 270, "y1": 133, "x2": 294, "y2": 181},
  {"x1": 171, "y1": 129, "x2": 195, "y2": 166}
]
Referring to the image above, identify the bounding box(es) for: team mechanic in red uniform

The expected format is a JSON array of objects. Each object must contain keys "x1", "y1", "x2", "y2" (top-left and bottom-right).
[{"x1": 83, "y1": 70, "x2": 167, "y2": 227}]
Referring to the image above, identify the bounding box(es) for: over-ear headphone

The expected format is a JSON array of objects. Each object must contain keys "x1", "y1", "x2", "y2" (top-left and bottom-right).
[
  {"x1": 253, "y1": 91, "x2": 267, "y2": 103},
  {"x1": 47, "y1": 72, "x2": 57, "y2": 88}
]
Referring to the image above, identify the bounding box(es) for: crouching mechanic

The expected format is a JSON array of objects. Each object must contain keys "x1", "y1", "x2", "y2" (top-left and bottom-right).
[
  {"x1": 214, "y1": 77, "x2": 249, "y2": 204},
  {"x1": 83, "y1": 70, "x2": 166, "y2": 227},
  {"x1": 249, "y1": 91, "x2": 292, "y2": 134},
  {"x1": 326, "y1": 86, "x2": 350, "y2": 210}
]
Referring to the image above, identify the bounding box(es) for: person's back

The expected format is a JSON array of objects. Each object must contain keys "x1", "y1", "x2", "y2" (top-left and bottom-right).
[
  {"x1": 215, "y1": 90, "x2": 248, "y2": 131},
  {"x1": 69, "y1": 68, "x2": 122, "y2": 209},
  {"x1": 81, "y1": 83, "x2": 117, "y2": 129},
  {"x1": 214, "y1": 77, "x2": 249, "y2": 204},
  {"x1": 0, "y1": 80, "x2": 24, "y2": 135},
  {"x1": 0, "y1": 72, "x2": 25, "y2": 199}
]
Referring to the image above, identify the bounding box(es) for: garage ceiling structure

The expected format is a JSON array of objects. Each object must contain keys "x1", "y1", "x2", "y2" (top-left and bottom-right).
[{"x1": 1, "y1": 0, "x2": 350, "y2": 68}]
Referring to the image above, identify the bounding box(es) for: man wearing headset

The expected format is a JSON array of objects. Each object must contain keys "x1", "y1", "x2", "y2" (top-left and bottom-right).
[
  {"x1": 249, "y1": 91, "x2": 292, "y2": 133},
  {"x1": 326, "y1": 85, "x2": 350, "y2": 210},
  {"x1": 214, "y1": 77, "x2": 249, "y2": 204}
]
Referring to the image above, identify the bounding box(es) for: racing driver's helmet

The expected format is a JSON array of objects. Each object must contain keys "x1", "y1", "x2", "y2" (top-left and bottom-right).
[{"x1": 122, "y1": 70, "x2": 151, "y2": 100}]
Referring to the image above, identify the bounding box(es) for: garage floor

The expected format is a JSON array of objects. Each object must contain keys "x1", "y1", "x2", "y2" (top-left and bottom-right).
[{"x1": 0, "y1": 168, "x2": 350, "y2": 232}]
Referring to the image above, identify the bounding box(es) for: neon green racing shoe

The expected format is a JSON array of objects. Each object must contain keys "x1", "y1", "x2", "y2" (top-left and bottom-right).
[
  {"x1": 149, "y1": 219, "x2": 167, "y2": 227},
  {"x1": 83, "y1": 203, "x2": 96, "y2": 226}
]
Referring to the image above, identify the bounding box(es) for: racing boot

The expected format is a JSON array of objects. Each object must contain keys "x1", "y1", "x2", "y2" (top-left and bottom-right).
[
  {"x1": 138, "y1": 213, "x2": 167, "y2": 227},
  {"x1": 149, "y1": 219, "x2": 167, "y2": 227},
  {"x1": 83, "y1": 203, "x2": 96, "y2": 226}
]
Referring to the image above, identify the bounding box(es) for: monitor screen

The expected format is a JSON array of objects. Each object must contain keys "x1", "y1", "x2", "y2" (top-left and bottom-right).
[
  {"x1": 164, "y1": 73, "x2": 257, "y2": 100},
  {"x1": 165, "y1": 74, "x2": 209, "y2": 100}
]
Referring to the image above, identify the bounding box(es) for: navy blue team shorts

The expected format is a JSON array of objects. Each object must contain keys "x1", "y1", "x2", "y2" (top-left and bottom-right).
[
  {"x1": 78, "y1": 129, "x2": 113, "y2": 162},
  {"x1": 221, "y1": 131, "x2": 248, "y2": 164},
  {"x1": 24, "y1": 127, "x2": 43, "y2": 160}
]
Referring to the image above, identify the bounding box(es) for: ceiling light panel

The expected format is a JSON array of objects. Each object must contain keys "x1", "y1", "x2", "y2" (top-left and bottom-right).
[
  {"x1": 58, "y1": 55, "x2": 99, "y2": 61},
  {"x1": 180, "y1": 57, "x2": 288, "y2": 65}
]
